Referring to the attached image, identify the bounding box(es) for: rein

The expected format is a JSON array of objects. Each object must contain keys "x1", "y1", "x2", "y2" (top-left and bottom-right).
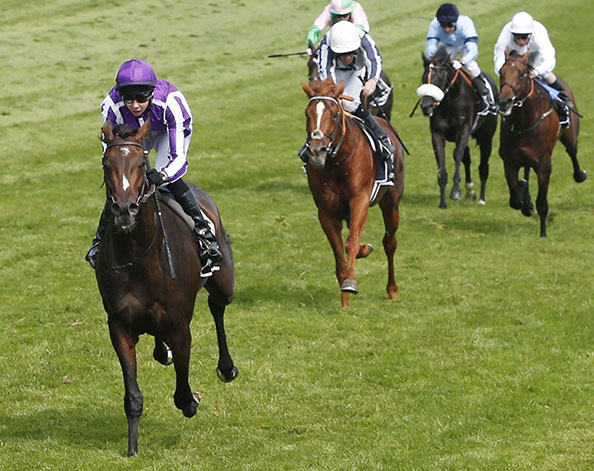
[
  {"x1": 500, "y1": 63, "x2": 552, "y2": 135},
  {"x1": 425, "y1": 62, "x2": 473, "y2": 106}
]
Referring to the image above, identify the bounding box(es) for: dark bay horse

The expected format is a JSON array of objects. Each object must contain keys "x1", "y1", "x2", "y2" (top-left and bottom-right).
[
  {"x1": 498, "y1": 50, "x2": 587, "y2": 237},
  {"x1": 307, "y1": 41, "x2": 394, "y2": 121},
  {"x1": 95, "y1": 120, "x2": 238, "y2": 456},
  {"x1": 418, "y1": 47, "x2": 498, "y2": 208},
  {"x1": 302, "y1": 78, "x2": 405, "y2": 308}
]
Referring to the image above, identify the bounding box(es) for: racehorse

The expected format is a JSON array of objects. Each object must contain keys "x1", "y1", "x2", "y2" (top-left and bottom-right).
[
  {"x1": 307, "y1": 41, "x2": 394, "y2": 121},
  {"x1": 498, "y1": 50, "x2": 587, "y2": 237},
  {"x1": 94, "y1": 120, "x2": 238, "y2": 456},
  {"x1": 302, "y1": 78, "x2": 405, "y2": 308},
  {"x1": 418, "y1": 46, "x2": 498, "y2": 208}
]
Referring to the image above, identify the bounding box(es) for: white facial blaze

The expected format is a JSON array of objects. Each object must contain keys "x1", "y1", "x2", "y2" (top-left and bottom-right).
[
  {"x1": 121, "y1": 147, "x2": 130, "y2": 156},
  {"x1": 122, "y1": 175, "x2": 130, "y2": 191},
  {"x1": 315, "y1": 102, "x2": 325, "y2": 132}
]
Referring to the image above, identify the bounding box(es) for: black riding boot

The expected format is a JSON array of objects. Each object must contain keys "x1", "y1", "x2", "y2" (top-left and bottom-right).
[
  {"x1": 354, "y1": 106, "x2": 395, "y2": 159},
  {"x1": 549, "y1": 79, "x2": 571, "y2": 126},
  {"x1": 471, "y1": 76, "x2": 492, "y2": 115},
  {"x1": 85, "y1": 205, "x2": 108, "y2": 269},
  {"x1": 175, "y1": 189, "x2": 223, "y2": 264}
]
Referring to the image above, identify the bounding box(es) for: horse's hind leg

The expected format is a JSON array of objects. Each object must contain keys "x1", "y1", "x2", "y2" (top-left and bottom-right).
[
  {"x1": 520, "y1": 167, "x2": 534, "y2": 217},
  {"x1": 379, "y1": 189, "x2": 400, "y2": 299},
  {"x1": 208, "y1": 295, "x2": 238, "y2": 382},
  {"x1": 431, "y1": 134, "x2": 448, "y2": 208},
  {"x1": 462, "y1": 146, "x2": 477, "y2": 201},
  {"x1": 477, "y1": 138, "x2": 492, "y2": 205},
  {"x1": 108, "y1": 320, "x2": 143, "y2": 457},
  {"x1": 535, "y1": 161, "x2": 552, "y2": 237},
  {"x1": 153, "y1": 337, "x2": 173, "y2": 366},
  {"x1": 560, "y1": 132, "x2": 587, "y2": 183}
]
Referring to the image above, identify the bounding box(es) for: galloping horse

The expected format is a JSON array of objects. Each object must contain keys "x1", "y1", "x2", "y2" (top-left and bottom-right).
[
  {"x1": 95, "y1": 120, "x2": 238, "y2": 456},
  {"x1": 498, "y1": 50, "x2": 587, "y2": 237},
  {"x1": 302, "y1": 78, "x2": 405, "y2": 308},
  {"x1": 418, "y1": 46, "x2": 498, "y2": 208},
  {"x1": 307, "y1": 41, "x2": 394, "y2": 121}
]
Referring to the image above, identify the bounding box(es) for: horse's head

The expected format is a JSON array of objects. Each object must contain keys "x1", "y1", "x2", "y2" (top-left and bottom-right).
[
  {"x1": 417, "y1": 48, "x2": 452, "y2": 117},
  {"x1": 306, "y1": 40, "x2": 320, "y2": 84},
  {"x1": 498, "y1": 50, "x2": 532, "y2": 116},
  {"x1": 101, "y1": 120, "x2": 154, "y2": 233},
  {"x1": 302, "y1": 78, "x2": 346, "y2": 168}
]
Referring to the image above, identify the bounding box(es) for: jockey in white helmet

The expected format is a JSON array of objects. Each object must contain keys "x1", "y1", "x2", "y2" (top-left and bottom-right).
[
  {"x1": 494, "y1": 11, "x2": 570, "y2": 125},
  {"x1": 306, "y1": 0, "x2": 369, "y2": 46},
  {"x1": 316, "y1": 21, "x2": 395, "y2": 163}
]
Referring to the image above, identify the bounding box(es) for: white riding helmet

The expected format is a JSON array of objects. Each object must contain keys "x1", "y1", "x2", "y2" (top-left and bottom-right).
[
  {"x1": 330, "y1": 0, "x2": 355, "y2": 15},
  {"x1": 510, "y1": 12, "x2": 534, "y2": 34},
  {"x1": 329, "y1": 21, "x2": 361, "y2": 54}
]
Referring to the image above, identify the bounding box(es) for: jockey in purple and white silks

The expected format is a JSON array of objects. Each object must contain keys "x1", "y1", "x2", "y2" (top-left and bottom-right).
[
  {"x1": 306, "y1": 0, "x2": 369, "y2": 46},
  {"x1": 317, "y1": 21, "x2": 395, "y2": 164},
  {"x1": 425, "y1": 3, "x2": 497, "y2": 115},
  {"x1": 86, "y1": 59, "x2": 223, "y2": 269},
  {"x1": 493, "y1": 11, "x2": 570, "y2": 126}
]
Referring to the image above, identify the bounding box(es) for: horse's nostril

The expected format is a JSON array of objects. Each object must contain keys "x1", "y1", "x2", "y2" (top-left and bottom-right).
[{"x1": 129, "y1": 203, "x2": 139, "y2": 216}]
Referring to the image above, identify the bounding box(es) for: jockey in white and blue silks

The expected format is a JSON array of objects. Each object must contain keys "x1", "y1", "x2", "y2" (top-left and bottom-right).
[
  {"x1": 317, "y1": 21, "x2": 395, "y2": 163},
  {"x1": 425, "y1": 3, "x2": 496, "y2": 115},
  {"x1": 86, "y1": 59, "x2": 222, "y2": 269}
]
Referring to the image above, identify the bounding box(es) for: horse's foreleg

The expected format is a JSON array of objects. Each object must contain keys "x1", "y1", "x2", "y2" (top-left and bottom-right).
[
  {"x1": 379, "y1": 190, "x2": 400, "y2": 299},
  {"x1": 535, "y1": 162, "x2": 552, "y2": 237},
  {"x1": 169, "y1": 324, "x2": 200, "y2": 418},
  {"x1": 450, "y1": 135, "x2": 470, "y2": 201},
  {"x1": 477, "y1": 139, "x2": 492, "y2": 205},
  {"x1": 108, "y1": 320, "x2": 142, "y2": 457},
  {"x1": 431, "y1": 134, "x2": 448, "y2": 208},
  {"x1": 208, "y1": 295, "x2": 239, "y2": 383},
  {"x1": 344, "y1": 197, "x2": 371, "y2": 290},
  {"x1": 560, "y1": 134, "x2": 587, "y2": 183},
  {"x1": 462, "y1": 146, "x2": 477, "y2": 201},
  {"x1": 504, "y1": 163, "x2": 522, "y2": 211},
  {"x1": 317, "y1": 210, "x2": 351, "y2": 298}
]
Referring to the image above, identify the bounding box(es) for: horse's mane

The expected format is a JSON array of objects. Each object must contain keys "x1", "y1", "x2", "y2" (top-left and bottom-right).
[
  {"x1": 309, "y1": 78, "x2": 341, "y2": 97},
  {"x1": 432, "y1": 46, "x2": 451, "y2": 65},
  {"x1": 113, "y1": 123, "x2": 138, "y2": 138}
]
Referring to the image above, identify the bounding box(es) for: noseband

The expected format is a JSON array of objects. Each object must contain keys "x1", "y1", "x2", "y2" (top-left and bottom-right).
[
  {"x1": 500, "y1": 63, "x2": 535, "y2": 108},
  {"x1": 425, "y1": 62, "x2": 471, "y2": 103},
  {"x1": 304, "y1": 95, "x2": 347, "y2": 162}
]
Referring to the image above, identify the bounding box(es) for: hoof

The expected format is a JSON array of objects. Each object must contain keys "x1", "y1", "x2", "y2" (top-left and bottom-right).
[
  {"x1": 153, "y1": 344, "x2": 174, "y2": 366},
  {"x1": 182, "y1": 392, "x2": 201, "y2": 418},
  {"x1": 449, "y1": 187, "x2": 462, "y2": 200},
  {"x1": 574, "y1": 170, "x2": 587, "y2": 183},
  {"x1": 521, "y1": 203, "x2": 534, "y2": 217},
  {"x1": 356, "y1": 243, "x2": 373, "y2": 259},
  {"x1": 217, "y1": 365, "x2": 239, "y2": 383},
  {"x1": 341, "y1": 280, "x2": 359, "y2": 294},
  {"x1": 478, "y1": 199, "x2": 486, "y2": 206}
]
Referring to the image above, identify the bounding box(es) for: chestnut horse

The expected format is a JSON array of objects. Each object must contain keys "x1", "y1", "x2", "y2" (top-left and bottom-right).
[
  {"x1": 302, "y1": 78, "x2": 405, "y2": 308},
  {"x1": 307, "y1": 41, "x2": 394, "y2": 121},
  {"x1": 95, "y1": 121, "x2": 238, "y2": 456},
  {"x1": 418, "y1": 46, "x2": 498, "y2": 208},
  {"x1": 498, "y1": 50, "x2": 587, "y2": 237}
]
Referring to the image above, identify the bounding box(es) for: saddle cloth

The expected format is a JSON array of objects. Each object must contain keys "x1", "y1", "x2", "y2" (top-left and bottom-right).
[{"x1": 157, "y1": 188, "x2": 220, "y2": 278}]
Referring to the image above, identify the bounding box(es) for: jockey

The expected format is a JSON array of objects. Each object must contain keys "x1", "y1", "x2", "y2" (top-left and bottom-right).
[
  {"x1": 317, "y1": 21, "x2": 395, "y2": 162},
  {"x1": 494, "y1": 12, "x2": 570, "y2": 126},
  {"x1": 85, "y1": 59, "x2": 222, "y2": 269},
  {"x1": 306, "y1": 0, "x2": 369, "y2": 46},
  {"x1": 425, "y1": 3, "x2": 497, "y2": 115}
]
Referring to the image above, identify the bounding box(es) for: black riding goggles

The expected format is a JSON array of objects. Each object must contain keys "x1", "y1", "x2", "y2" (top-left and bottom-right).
[
  {"x1": 439, "y1": 21, "x2": 456, "y2": 28},
  {"x1": 513, "y1": 33, "x2": 531, "y2": 40},
  {"x1": 122, "y1": 92, "x2": 152, "y2": 104}
]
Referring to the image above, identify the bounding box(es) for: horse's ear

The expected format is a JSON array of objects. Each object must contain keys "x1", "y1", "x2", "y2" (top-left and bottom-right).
[
  {"x1": 101, "y1": 120, "x2": 115, "y2": 144},
  {"x1": 504, "y1": 48, "x2": 510, "y2": 59},
  {"x1": 134, "y1": 119, "x2": 151, "y2": 142},
  {"x1": 336, "y1": 80, "x2": 345, "y2": 97},
  {"x1": 302, "y1": 81, "x2": 314, "y2": 97},
  {"x1": 521, "y1": 50, "x2": 531, "y2": 61},
  {"x1": 422, "y1": 52, "x2": 430, "y2": 66}
]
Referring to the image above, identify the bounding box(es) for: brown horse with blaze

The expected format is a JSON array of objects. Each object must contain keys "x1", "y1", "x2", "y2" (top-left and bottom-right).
[{"x1": 302, "y1": 78, "x2": 405, "y2": 308}]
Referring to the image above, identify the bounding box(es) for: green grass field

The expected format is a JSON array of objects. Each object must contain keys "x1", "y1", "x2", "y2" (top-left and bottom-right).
[{"x1": 1, "y1": 0, "x2": 593, "y2": 469}]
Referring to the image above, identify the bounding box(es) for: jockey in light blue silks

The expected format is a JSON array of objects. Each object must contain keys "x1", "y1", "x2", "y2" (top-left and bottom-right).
[
  {"x1": 85, "y1": 59, "x2": 222, "y2": 268},
  {"x1": 493, "y1": 11, "x2": 571, "y2": 126},
  {"x1": 425, "y1": 3, "x2": 497, "y2": 115}
]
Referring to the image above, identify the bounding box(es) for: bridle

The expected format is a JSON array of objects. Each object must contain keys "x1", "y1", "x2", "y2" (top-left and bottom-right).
[
  {"x1": 499, "y1": 60, "x2": 553, "y2": 135},
  {"x1": 101, "y1": 140, "x2": 159, "y2": 271},
  {"x1": 304, "y1": 95, "x2": 350, "y2": 164},
  {"x1": 425, "y1": 61, "x2": 472, "y2": 103}
]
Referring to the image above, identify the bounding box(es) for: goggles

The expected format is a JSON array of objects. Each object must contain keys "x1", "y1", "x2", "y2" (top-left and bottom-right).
[
  {"x1": 122, "y1": 91, "x2": 153, "y2": 104},
  {"x1": 513, "y1": 33, "x2": 531, "y2": 40},
  {"x1": 439, "y1": 21, "x2": 456, "y2": 28}
]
